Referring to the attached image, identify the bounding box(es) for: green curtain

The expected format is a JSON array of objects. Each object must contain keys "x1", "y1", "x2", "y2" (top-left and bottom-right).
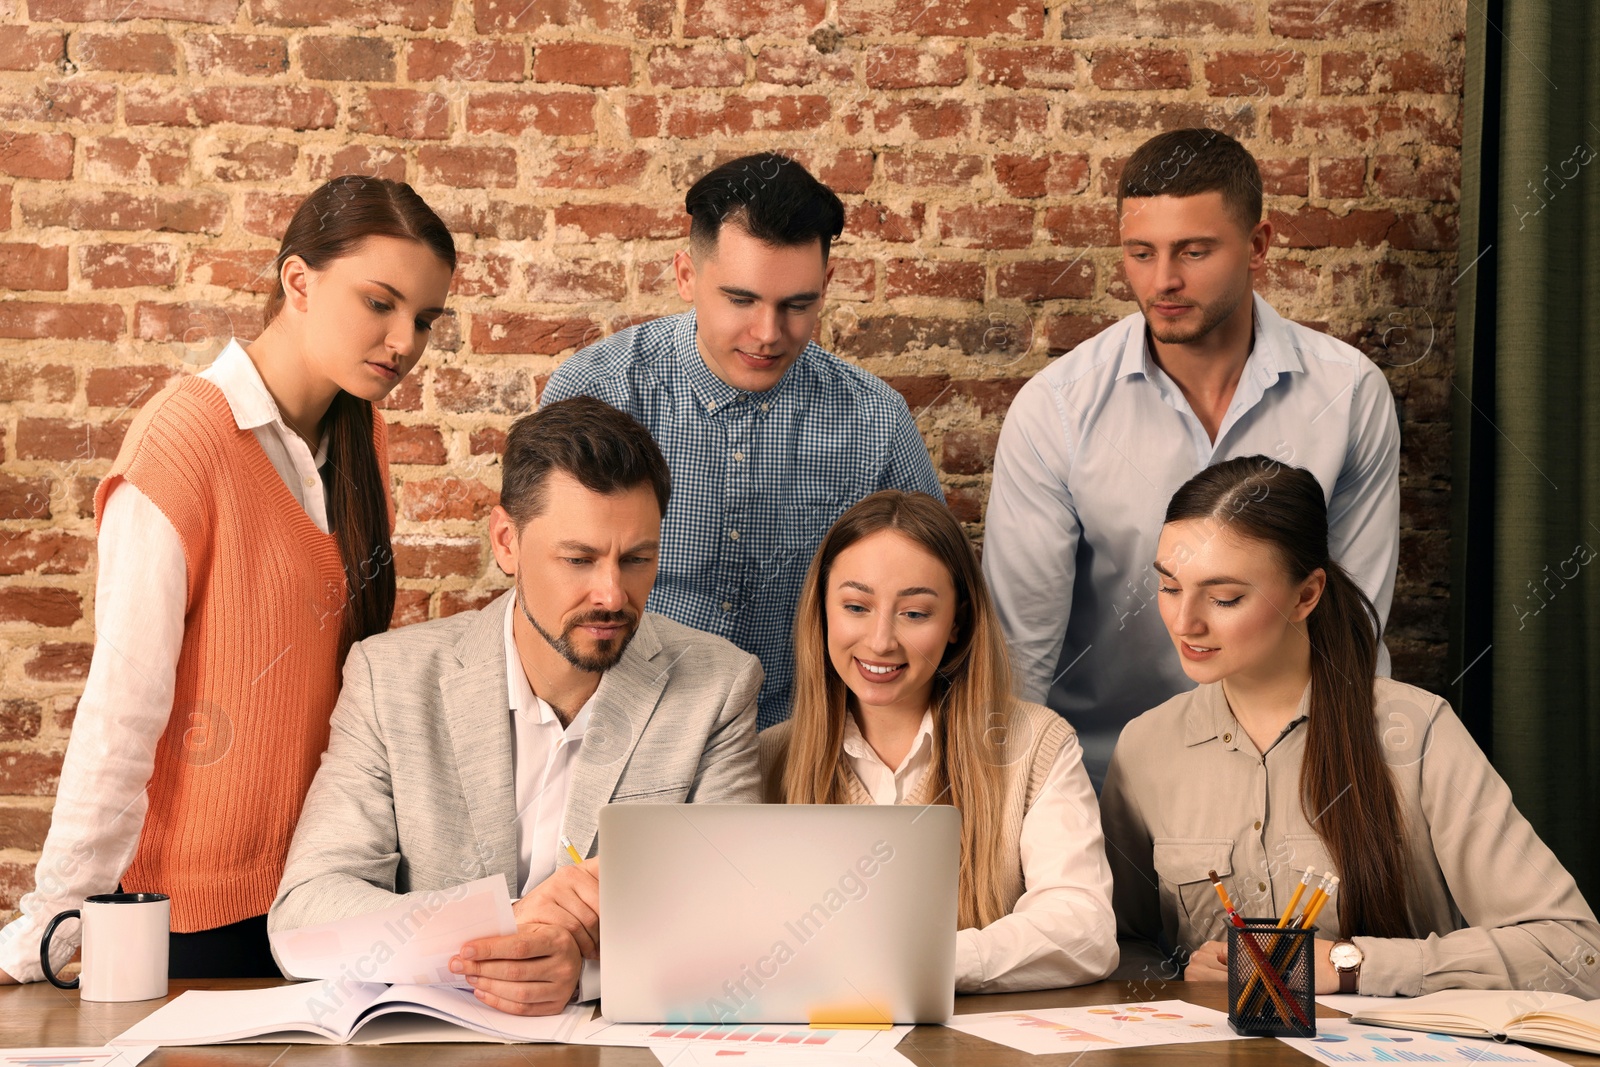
[{"x1": 1454, "y1": 0, "x2": 1599, "y2": 902}]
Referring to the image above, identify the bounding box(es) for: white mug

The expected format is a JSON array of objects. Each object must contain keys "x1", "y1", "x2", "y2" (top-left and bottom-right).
[{"x1": 41, "y1": 892, "x2": 169, "y2": 1002}]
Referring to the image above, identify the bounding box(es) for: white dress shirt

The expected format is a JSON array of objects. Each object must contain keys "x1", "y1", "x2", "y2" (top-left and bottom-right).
[
  {"x1": 983, "y1": 294, "x2": 1400, "y2": 789},
  {"x1": 841, "y1": 711, "x2": 1118, "y2": 993},
  {"x1": 0, "y1": 341, "x2": 328, "y2": 981}
]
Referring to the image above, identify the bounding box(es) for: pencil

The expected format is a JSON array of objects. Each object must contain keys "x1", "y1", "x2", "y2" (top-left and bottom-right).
[
  {"x1": 559, "y1": 835, "x2": 584, "y2": 866},
  {"x1": 1300, "y1": 875, "x2": 1338, "y2": 928},
  {"x1": 1278, "y1": 868, "x2": 1313, "y2": 928}
]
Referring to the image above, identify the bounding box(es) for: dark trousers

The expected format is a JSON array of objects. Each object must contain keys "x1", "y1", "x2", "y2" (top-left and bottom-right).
[{"x1": 168, "y1": 914, "x2": 281, "y2": 979}]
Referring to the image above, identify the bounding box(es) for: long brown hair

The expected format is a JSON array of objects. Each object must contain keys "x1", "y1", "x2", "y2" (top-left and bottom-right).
[
  {"x1": 1164, "y1": 456, "x2": 1412, "y2": 938},
  {"x1": 265, "y1": 176, "x2": 455, "y2": 651},
  {"x1": 784, "y1": 490, "x2": 1013, "y2": 930}
]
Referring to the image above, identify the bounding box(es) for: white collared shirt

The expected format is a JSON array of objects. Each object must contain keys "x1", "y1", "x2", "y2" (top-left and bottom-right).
[
  {"x1": 504, "y1": 596, "x2": 595, "y2": 896},
  {"x1": 840, "y1": 710, "x2": 937, "y2": 804},
  {"x1": 0, "y1": 341, "x2": 333, "y2": 981}
]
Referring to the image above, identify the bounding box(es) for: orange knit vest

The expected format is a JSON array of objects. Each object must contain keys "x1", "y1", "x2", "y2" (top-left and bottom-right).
[{"x1": 94, "y1": 376, "x2": 390, "y2": 932}]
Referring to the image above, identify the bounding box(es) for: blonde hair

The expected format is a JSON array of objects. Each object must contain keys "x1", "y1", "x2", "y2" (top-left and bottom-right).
[{"x1": 783, "y1": 491, "x2": 1014, "y2": 930}]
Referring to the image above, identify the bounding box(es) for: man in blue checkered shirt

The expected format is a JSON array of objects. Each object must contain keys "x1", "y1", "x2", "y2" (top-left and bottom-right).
[{"x1": 541, "y1": 153, "x2": 943, "y2": 729}]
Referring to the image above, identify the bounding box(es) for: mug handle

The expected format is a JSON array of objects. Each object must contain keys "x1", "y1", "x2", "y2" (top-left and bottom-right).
[{"x1": 40, "y1": 909, "x2": 81, "y2": 990}]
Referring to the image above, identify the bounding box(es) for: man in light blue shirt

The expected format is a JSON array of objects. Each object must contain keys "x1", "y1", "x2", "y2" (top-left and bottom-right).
[
  {"x1": 542, "y1": 153, "x2": 942, "y2": 728},
  {"x1": 983, "y1": 128, "x2": 1400, "y2": 788}
]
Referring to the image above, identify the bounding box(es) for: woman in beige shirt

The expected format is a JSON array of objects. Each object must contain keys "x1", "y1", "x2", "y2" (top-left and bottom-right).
[
  {"x1": 1102, "y1": 456, "x2": 1599, "y2": 998},
  {"x1": 760, "y1": 490, "x2": 1118, "y2": 993}
]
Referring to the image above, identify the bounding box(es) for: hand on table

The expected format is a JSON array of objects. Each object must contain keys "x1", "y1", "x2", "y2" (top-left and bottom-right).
[
  {"x1": 1183, "y1": 937, "x2": 1341, "y2": 993},
  {"x1": 0, "y1": 966, "x2": 17, "y2": 985},
  {"x1": 512, "y1": 857, "x2": 601, "y2": 959},
  {"x1": 449, "y1": 924, "x2": 581, "y2": 1016}
]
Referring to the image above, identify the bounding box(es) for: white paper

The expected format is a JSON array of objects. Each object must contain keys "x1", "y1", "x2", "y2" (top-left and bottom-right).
[
  {"x1": 651, "y1": 1047, "x2": 919, "y2": 1066},
  {"x1": 574, "y1": 1015, "x2": 910, "y2": 1053},
  {"x1": 944, "y1": 999, "x2": 1254, "y2": 1055},
  {"x1": 1, "y1": 1050, "x2": 154, "y2": 1067},
  {"x1": 269, "y1": 876, "x2": 516, "y2": 986},
  {"x1": 1317, "y1": 993, "x2": 1409, "y2": 1015},
  {"x1": 1278, "y1": 1017, "x2": 1567, "y2": 1064}
]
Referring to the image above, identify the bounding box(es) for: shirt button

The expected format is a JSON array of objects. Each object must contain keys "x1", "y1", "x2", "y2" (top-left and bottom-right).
[
  {"x1": 1253, "y1": 820, "x2": 1262, "y2": 830},
  {"x1": 1258, "y1": 881, "x2": 1267, "y2": 893},
  {"x1": 728, "y1": 530, "x2": 740, "y2": 540},
  {"x1": 761, "y1": 403, "x2": 770, "y2": 412},
  {"x1": 1223, "y1": 732, "x2": 1232, "y2": 743},
  {"x1": 721, "y1": 602, "x2": 732, "y2": 612},
  {"x1": 303, "y1": 476, "x2": 315, "y2": 487},
  {"x1": 733, "y1": 451, "x2": 744, "y2": 462}
]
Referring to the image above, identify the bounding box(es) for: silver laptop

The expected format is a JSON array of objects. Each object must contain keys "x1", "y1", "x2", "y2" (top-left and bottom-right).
[{"x1": 600, "y1": 803, "x2": 959, "y2": 1025}]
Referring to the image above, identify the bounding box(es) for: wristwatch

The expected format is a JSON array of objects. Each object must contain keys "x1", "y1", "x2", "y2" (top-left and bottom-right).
[{"x1": 1329, "y1": 939, "x2": 1364, "y2": 994}]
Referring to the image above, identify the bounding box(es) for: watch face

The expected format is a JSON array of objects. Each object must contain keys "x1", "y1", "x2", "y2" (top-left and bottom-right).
[{"x1": 1330, "y1": 942, "x2": 1363, "y2": 969}]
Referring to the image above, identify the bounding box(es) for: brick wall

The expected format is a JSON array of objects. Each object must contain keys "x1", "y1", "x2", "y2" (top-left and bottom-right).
[{"x1": 0, "y1": 0, "x2": 1464, "y2": 916}]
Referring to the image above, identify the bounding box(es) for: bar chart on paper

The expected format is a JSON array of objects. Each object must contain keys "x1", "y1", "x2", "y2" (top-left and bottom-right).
[
  {"x1": 1278, "y1": 1020, "x2": 1566, "y2": 1064},
  {"x1": 574, "y1": 1018, "x2": 910, "y2": 1053}
]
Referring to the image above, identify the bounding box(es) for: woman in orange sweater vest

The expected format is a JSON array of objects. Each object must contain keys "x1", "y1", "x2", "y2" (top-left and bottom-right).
[
  {"x1": 0, "y1": 177, "x2": 455, "y2": 982},
  {"x1": 758, "y1": 491, "x2": 1119, "y2": 993}
]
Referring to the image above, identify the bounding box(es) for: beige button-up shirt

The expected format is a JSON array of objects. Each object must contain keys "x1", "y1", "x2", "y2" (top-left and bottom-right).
[{"x1": 1101, "y1": 677, "x2": 1600, "y2": 997}]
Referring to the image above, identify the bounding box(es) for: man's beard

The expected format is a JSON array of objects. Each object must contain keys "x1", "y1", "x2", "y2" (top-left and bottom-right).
[
  {"x1": 1141, "y1": 284, "x2": 1248, "y2": 346},
  {"x1": 516, "y1": 576, "x2": 638, "y2": 673}
]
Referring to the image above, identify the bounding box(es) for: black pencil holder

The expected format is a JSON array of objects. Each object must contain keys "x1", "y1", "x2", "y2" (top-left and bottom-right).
[{"x1": 1225, "y1": 919, "x2": 1316, "y2": 1038}]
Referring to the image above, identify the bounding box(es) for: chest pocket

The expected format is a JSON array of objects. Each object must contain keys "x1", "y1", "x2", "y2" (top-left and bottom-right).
[{"x1": 1152, "y1": 837, "x2": 1235, "y2": 949}]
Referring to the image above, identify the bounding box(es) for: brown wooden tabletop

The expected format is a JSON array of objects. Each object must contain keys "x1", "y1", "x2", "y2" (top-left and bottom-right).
[{"x1": 4, "y1": 979, "x2": 1599, "y2": 1065}]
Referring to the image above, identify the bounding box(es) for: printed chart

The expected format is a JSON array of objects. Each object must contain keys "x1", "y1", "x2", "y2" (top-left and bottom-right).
[
  {"x1": 0, "y1": 1050, "x2": 152, "y2": 1067},
  {"x1": 945, "y1": 1000, "x2": 1252, "y2": 1055},
  {"x1": 575, "y1": 1017, "x2": 909, "y2": 1054},
  {"x1": 1278, "y1": 1019, "x2": 1565, "y2": 1064}
]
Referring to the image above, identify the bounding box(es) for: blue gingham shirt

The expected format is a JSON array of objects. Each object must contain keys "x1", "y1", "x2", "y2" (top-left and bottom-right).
[{"x1": 541, "y1": 311, "x2": 944, "y2": 728}]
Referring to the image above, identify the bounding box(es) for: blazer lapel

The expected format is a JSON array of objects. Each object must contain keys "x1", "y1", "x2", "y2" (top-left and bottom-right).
[
  {"x1": 561, "y1": 614, "x2": 670, "y2": 859},
  {"x1": 439, "y1": 591, "x2": 520, "y2": 895}
]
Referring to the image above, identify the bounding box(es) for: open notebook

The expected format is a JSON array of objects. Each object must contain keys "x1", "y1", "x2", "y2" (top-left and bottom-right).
[
  {"x1": 114, "y1": 980, "x2": 589, "y2": 1045},
  {"x1": 1346, "y1": 990, "x2": 1600, "y2": 1056}
]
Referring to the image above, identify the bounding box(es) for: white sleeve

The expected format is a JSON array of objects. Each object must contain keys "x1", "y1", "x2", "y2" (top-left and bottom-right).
[
  {"x1": 0, "y1": 481, "x2": 186, "y2": 982},
  {"x1": 954, "y1": 730, "x2": 1119, "y2": 994}
]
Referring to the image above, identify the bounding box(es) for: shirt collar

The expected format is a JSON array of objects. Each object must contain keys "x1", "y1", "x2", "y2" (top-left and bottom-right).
[
  {"x1": 1184, "y1": 679, "x2": 1311, "y2": 752},
  {"x1": 1114, "y1": 293, "x2": 1306, "y2": 387},
  {"x1": 206, "y1": 339, "x2": 329, "y2": 466},
  {"x1": 676, "y1": 310, "x2": 805, "y2": 415},
  {"x1": 503, "y1": 594, "x2": 592, "y2": 739},
  {"x1": 842, "y1": 708, "x2": 936, "y2": 773}
]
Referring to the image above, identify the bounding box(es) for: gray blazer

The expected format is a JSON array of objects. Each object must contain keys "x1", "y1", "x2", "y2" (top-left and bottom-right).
[{"x1": 269, "y1": 590, "x2": 761, "y2": 939}]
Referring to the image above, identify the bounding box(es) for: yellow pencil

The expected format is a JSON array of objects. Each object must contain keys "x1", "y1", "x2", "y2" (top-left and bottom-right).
[
  {"x1": 559, "y1": 835, "x2": 584, "y2": 866},
  {"x1": 1300, "y1": 876, "x2": 1338, "y2": 928},
  {"x1": 1277, "y1": 868, "x2": 1313, "y2": 928}
]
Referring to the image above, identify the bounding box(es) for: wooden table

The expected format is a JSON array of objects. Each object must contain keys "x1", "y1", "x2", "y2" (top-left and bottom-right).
[{"x1": 5, "y1": 979, "x2": 1598, "y2": 1064}]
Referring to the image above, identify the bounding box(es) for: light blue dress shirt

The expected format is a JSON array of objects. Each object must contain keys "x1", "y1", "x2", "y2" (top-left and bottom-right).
[
  {"x1": 982, "y1": 294, "x2": 1400, "y2": 789},
  {"x1": 541, "y1": 311, "x2": 944, "y2": 728}
]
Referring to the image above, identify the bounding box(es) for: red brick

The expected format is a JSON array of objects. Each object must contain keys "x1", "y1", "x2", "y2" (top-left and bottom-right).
[
  {"x1": 885, "y1": 259, "x2": 983, "y2": 301},
  {"x1": 468, "y1": 90, "x2": 596, "y2": 135},
  {"x1": 0, "y1": 133, "x2": 74, "y2": 180},
  {"x1": 296, "y1": 35, "x2": 396, "y2": 81},
  {"x1": 350, "y1": 89, "x2": 451, "y2": 139},
  {"x1": 827, "y1": 256, "x2": 875, "y2": 301},
  {"x1": 409, "y1": 39, "x2": 524, "y2": 82},
  {"x1": 0, "y1": 303, "x2": 122, "y2": 342},
  {"x1": 1061, "y1": 1, "x2": 1254, "y2": 37},
  {"x1": 0, "y1": 701, "x2": 42, "y2": 744},
  {"x1": 979, "y1": 97, "x2": 1049, "y2": 140},
  {"x1": 650, "y1": 45, "x2": 746, "y2": 89},
  {"x1": 1269, "y1": 0, "x2": 1398, "y2": 39},
  {"x1": 127, "y1": 85, "x2": 337, "y2": 129},
  {"x1": 188, "y1": 249, "x2": 275, "y2": 293},
  {"x1": 846, "y1": 97, "x2": 968, "y2": 141},
  {"x1": 1042, "y1": 203, "x2": 1119, "y2": 247},
  {"x1": 392, "y1": 588, "x2": 431, "y2": 627},
  {"x1": 940, "y1": 204, "x2": 1033, "y2": 249},
  {"x1": 0, "y1": 363, "x2": 75, "y2": 403},
  {"x1": 1386, "y1": 211, "x2": 1455, "y2": 252},
  {"x1": 1091, "y1": 48, "x2": 1190, "y2": 90},
  {"x1": 253, "y1": 0, "x2": 450, "y2": 28},
  {"x1": 1320, "y1": 52, "x2": 1374, "y2": 94},
  {"x1": 940, "y1": 429, "x2": 998, "y2": 475},
  {"x1": 875, "y1": 372, "x2": 1025, "y2": 414},
  {"x1": 449, "y1": 252, "x2": 514, "y2": 299},
  {"x1": 401, "y1": 477, "x2": 499, "y2": 521},
  {"x1": 1268, "y1": 206, "x2": 1397, "y2": 248},
  {"x1": 72, "y1": 32, "x2": 177, "y2": 74},
  {"x1": 528, "y1": 149, "x2": 650, "y2": 192},
  {"x1": 945, "y1": 486, "x2": 980, "y2": 523},
  {"x1": 86, "y1": 366, "x2": 177, "y2": 407},
  {"x1": 80, "y1": 136, "x2": 188, "y2": 185},
  {"x1": 417, "y1": 145, "x2": 518, "y2": 189},
  {"x1": 881, "y1": 151, "x2": 982, "y2": 188},
  {"x1": 531, "y1": 43, "x2": 632, "y2": 87},
  {"x1": 976, "y1": 46, "x2": 1074, "y2": 89},
  {"x1": 184, "y1": 33, "x2": 288, "y2": 77},
  {"x1": 549, "y1": 204, "x2": 682, "y2": 242},
  {"x1": 0, "y1": 752, "x2": 65, "y2": 797},
  {"x1": 810, "y1": 149, "x2": 875, "y2": 194},
  {"x1": 0, "y1": 532, "x2": 90, "y2": 576},
  {"x1": 387, "y1": 423, "x2": 447, "y2": 465},
  {"x1": 241, "y1": 193, "x2": 302, "y2": 239},
  {"x1": 0, "y1": 82, "x2": 117, "y2": 124},
  {"x1": 754, "y1": 45, "x2": 853, "y2": 87},
  {"x1": 24, "y1": 643, "x2": 90, "y2": 682},
  {"x1": 685, "y1": 0, "x2": 826, "y2": 36},
  {"x1": 135, "y1": 300, "x2": 260, "y2": 345},
  {"x1": 306, "y1": 144, "x2": 406, "y2": 182},
  {"x1": 0, "y1": 26, "x2": 65, "y2": 71},
  {"x1": 79, "y1": 243, "x2": 179, "y2": 289},
  {"x1": 843, "y1": 201, "x2": 924, "y2": 243},
  {"x1": 1259, "y1": 156, "x2": 1310, "y2": 196},
  {"x1": 16, "y1": 417, "x2": 129, "y2": 461},
  {"x1": 437, "y1": 201, "x2": 547, "y2": 241},
  {"x1": 1045, "y1": 313, "x2": 1120, "y2": 355},
  {"x1": 0, "y1": 472, "x2": 53, "y2": 519},
  {"x1": 0, "y1": 244, "x2": 68, "y2": 291},
  {"x1": 476, "y1": 0, "x2": 673, "y2": 35},
  {"x1": 202, "y1": 140, "x2": 298, "y2": 182},
  {"x1": 1205, "y1": 49, "x2": 1303, "y2": 96},
  {"x1": 839, "y1": 0, "x2": 1042, "y2": 36},
  {"x1": 469, "y1": 314, "x2": 597, "y2": 357},
  {"x1": 1267, "y1": 103, "x2": 1458, "y2": 147},
  {"x1": 996, "y1": 259, "x2": 1094, "y2": 301},
  {"x1": 1063, "y1": 100, "x2": 1254, "y2": 140},
  {"x1": 1317, "y1": 157, "x2": 1368, "y2": 198},
  {"x1": 31, "y1": 0, "x2": 236, "y2": 21},
  {"x1": 864, "y1": 43, "x2": 966, "y2": 89},
  {"x1": 526, "y1": 261, "x2": 627, "y2": 302},
  {"x1": 627, "y1": 93, "x2": 828, "y2": 139},
  {"x1": 469, "y1": 426, "x2": 507, "y2": 455},
  {"x1": 439, "y1": 588, "x2": 502, "y2": 617},
  {"x1": 1376, "y1": 50, "x2": 1462, "y2": 94},
  {"x1": 378, "y1": 375, "x2": 423, "y2": 413},
  {"x1": 995, "y1": 153, "x2": 1089, "y2": 199}
]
